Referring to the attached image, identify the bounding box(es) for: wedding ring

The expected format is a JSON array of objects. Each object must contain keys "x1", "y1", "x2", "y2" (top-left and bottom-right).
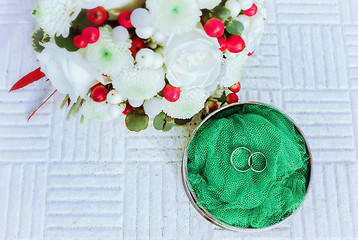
[
  {"x1": 249, "y1": 152, "x2": 267, "y2": 173},
  {"x1": 230, "y1": 147, "x2": 252, "y2": 173}
]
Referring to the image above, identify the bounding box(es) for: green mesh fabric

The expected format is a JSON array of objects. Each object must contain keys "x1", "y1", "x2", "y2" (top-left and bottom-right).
[{"x1": 187, "y1": 103, "x2": 310, "y2": 229}]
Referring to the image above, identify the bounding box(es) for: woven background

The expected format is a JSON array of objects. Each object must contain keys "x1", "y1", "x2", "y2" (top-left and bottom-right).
[{"x1": 0, "y1": 0, "x2": 357, "y2": 239}]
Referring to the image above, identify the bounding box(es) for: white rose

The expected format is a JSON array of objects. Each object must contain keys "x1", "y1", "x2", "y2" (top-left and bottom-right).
[
  {"x1": 78, "y1": 0, "x2": 143, "y2": 9},
  {"x1": 37, "y1": 43, "x2": 104, "y2": 100},
  {"x1": 219, "y1": 51, "x2": 248, "y2": 87},
  {"x1": 164, "y1": 29, "x2": 223, "y2": 94},
  {"x1": 242, "y1": 12, "x2": 265, "y2": 54}
]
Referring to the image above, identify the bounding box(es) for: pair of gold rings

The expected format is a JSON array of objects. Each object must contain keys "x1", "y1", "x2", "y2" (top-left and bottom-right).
[{"x1": 230, "y1": 147, "x2": 267, "y2": 173}]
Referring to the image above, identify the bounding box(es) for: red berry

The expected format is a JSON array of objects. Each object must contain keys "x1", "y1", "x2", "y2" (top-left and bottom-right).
[
  {"x1": 73, "y1": 35, "x2": 88, "y2": 48},
  {"x1": 244, "y1": 4, "x2": 258, "y2": 17},
  {"x1": 218, "y1": 37, "x2": 227, "y2": 52},
  {"x1": 82, "y1": 27, "x2": 100, "y2": 44},
  {"x1": 227, "y1": 35, "x2": 246, "y2": 53},
  {"x1": 226, "y1": 93, "x2": 239, "y2": 104},
  {"x1": 207, "y1": 101, "x2": 219, "y2": 113},
  {"x1": 87, "y1": 7, "x2": 108, "y2": 25},
  {"x1": 163, "y1": 84, "x2": 181, "y2": 102},
  {"x1": 204, "y1": 18, "x2": 225, "y2": 38},
  {"x1": 130, "y1": 37, "x2": 146, "y2": 57},
  {"x1": 91, "y1": 83, "x2": 102, "y2": 91},
  {"x1": 91, "y1": 85, "x2": 109, "y2": 102},
  {"x1": 123, "y1": 102, "x2": 133, "y2": 115},
  {"x1": 118, "y1": 11, "x2": 133, "y2": 29},
  {"x1": 229, "y1": 81, "x2": 241, "y2": 93}
]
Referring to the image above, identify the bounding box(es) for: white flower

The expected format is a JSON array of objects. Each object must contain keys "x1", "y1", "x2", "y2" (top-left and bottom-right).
[
  {"x1": 146, "y1": 0, "x2": 201, "y2": 35},
  {"x1": 197, "y1": 0, "x2": 221, "y2": 9},
  {"x1": 163, "y1": 88, "x2": 207, "y2": 119},
  {"x1": 255, "y1": 0, "x2": 266, "y2": 8},
  {"x1": 240, "y1": 0, "x2": 254, "y2": 10},
  {"x1": 86, "y1": 26, "x2": 133, "y2": 76},
  {"x1": 37, "y1": 43, "x2": 104, "y2": 100},
  {"x1": 112, "y1": 67, "x2": 165, "y2": 101},
  {"x1": 242, "y1": 12, "x2": 265, "y2": 54},
  {"x1": 165, "y1": 29, "x2": 223, "y2": 94},
  {"x1": 34, "y1": 0, "x2": 80, "y2": 37},
  {"x1": 81, "y1": 100, "x2": 113, "y2": 121},
  {"x1": 77, "y1": 0, "x2": 136, "y2": 9},
  {"x1": 219, "y1": 52, "x2": 248, "y2": 87}
]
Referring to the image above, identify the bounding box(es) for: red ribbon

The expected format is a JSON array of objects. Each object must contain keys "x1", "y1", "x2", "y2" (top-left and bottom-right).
[
  {"x1": 27, "y1": 90, "x2": 57, "y2": 122},
  {"x1": 9, "y1": 67, "x2": 46, "y2": 92}
]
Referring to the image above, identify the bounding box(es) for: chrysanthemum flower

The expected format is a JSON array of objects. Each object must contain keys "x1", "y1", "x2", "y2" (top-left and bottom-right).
[
  {"x1": 197, "y1": 0, "x2": 221, "y2": 9},
  {"x1": 112, "y1": 67, "x2": 165, "y2": 101},
  {"x1": 146, "y1": 0, "x2": 201, "y2": 35},
  {"x1": 77, "y1": 0, "x2": 139, "y2": 10},
  {"x1": 86, "y1": 26, "x2": 133, "y2": 76},
  {"x1": 34, "y1": 0, "x2": 80, "y2": 37},
  {"x1": 219, "y1": 52, "x2": 248, "y2": 87},
  {"x1": 163, "y1": 88, "x2": 207, "y2": 119}
]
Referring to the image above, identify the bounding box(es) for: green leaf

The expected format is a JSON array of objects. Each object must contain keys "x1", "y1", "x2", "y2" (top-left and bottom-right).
[
  {"x1": 55, "y1": 34, "x2": 79, "y2": 52},
  {"x1": 60, "y1": 94, "x2": 70, "y2": 109},
  {"x1": 201, "y1": 9, "x2": 213, "y2": 25},
  {"x1": 154, "y1": 46, "x2": 164, "y2": 53},
  {"x1": 80, "y1": 115, "x2": 85, "y2": 124},
  {"x1": 218, "y1": 91, "x2": 227, "y2": 103},
  {"x1": 31, "y1": 28, "x2": 50, "y2": 53},
  {"x1": 153, "y1": 112, "x2": 166, "y2": 130},
  {"x1": 213, "y1": 5, "x2": 231, "y2": 22},
  {"x1": 125, "y1": 109, "x2": 149, "y2": 132},
  {"x1": 163, "y1": 119, "x2": 175, "y2": 132},
  {"x1": 66, "y1": 97, "x2": 83, "y2": 120},
  {"x1": 153, "y1": 112, "x2": 175, "y2": 132},
  {"x1": 72, "y1": 98, "x2": 85, "y2": 116},
  {"x1": 226, "y1": 20, "x2": 244, "y2": 36},
  {"x1": 71, "y1": 10, "x2": 96, "y2": 31},
  {"x1": 67, "y1": 105, "x2": 75, "y2": 120}
]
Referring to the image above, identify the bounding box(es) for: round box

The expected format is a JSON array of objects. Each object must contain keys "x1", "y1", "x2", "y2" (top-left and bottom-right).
[{"x1": 182, "y1": 102, "x2": 312, "y2": 232}]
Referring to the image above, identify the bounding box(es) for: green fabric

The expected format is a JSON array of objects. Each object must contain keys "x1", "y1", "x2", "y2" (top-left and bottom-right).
[{"x1": 187, "y1": 103, "x2": 310, "y2": 229}]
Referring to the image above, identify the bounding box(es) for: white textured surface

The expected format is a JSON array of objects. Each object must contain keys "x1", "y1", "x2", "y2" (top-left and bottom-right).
[{"x1": 0, "y1": 0, "x2": 358, "y2": 239}]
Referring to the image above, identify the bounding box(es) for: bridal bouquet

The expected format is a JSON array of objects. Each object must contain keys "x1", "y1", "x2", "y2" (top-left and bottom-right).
[{"x1": 11, "y1": 0, "x2": 266, "y2": 132}]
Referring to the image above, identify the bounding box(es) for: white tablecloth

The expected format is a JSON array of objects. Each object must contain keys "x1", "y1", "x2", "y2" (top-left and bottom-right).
[{"x1": 0, "y1": 0, "x2": 357, "y2": 239}]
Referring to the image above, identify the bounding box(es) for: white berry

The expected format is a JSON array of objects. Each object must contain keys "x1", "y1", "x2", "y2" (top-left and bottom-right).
[
  {"x1": 152, "y1": 53, "x2": 164, "y2": 70},
  {"x1": 135, "y1": 26, "x2": 154, "y2": 39},
  {"x1": 112, "y1": 26, "x2": 129, "y2": 43},
  {"x1": 240, "y1": 0, "x2": 254, "y2": 10},
  {"x1": 136, "y1": 48, "x2": 156, "y2": 68},
  {"x1": 226, "y1": 0, "x2": 241, "y2": 17},
  {"x1": 143, "y1": 97, "x2": 163, "y2": 117},
  {"x1": 129, "y1": 99, "x2": 144, "y2": 108},
  {"x1": 131, "y1": 8, "x2": 152, "y2": 29},
  {"x1": 108, "y1": 104, "x2": 125, "y2": 119},
  {"x1": 107, "y1": 90, "x2": 125, "y2": 104}
]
